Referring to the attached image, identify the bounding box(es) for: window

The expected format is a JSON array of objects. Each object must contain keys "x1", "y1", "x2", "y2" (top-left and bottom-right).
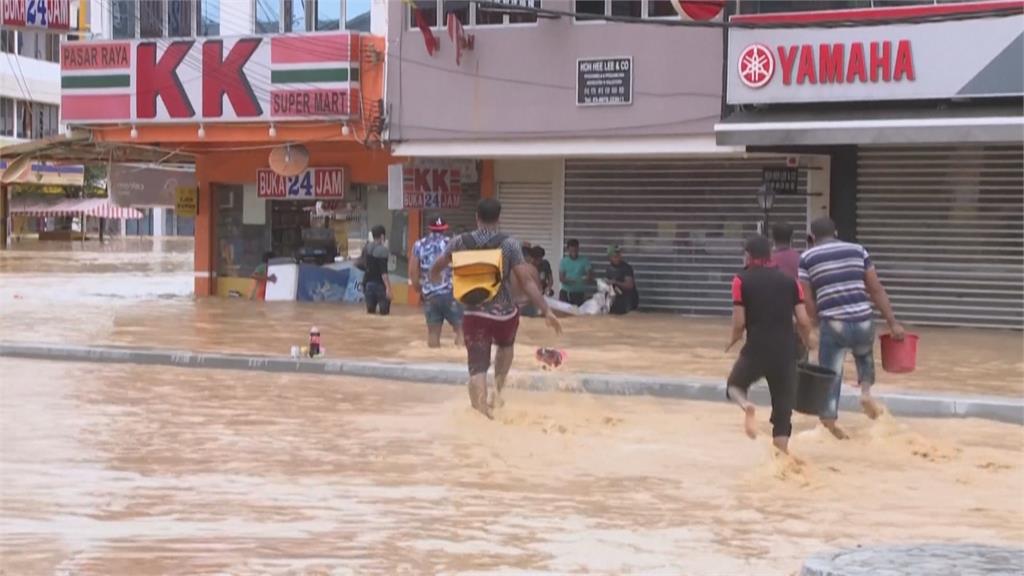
[
  {"x1": 647, "y1": 0, "x2": 677, "y2": 17},
  {"x1": 112, "y1": 0, "x2": 136, "y2": 38},
  {"x1": 0, "y1": 98, "x2": 14, "y2": 138},
  {"x1": 0, "y1": 30, "x2": 15, "y2": 54},
  {"x1": 413, "y1": 0, "x2": 540, "y2": 27},
  {"x1": 198, "y1": 0, "x2": 220, "y2": 35},
  {"x1": 284, "y1": 0, "x2": 313, "y2": 32},
  {"x1": 45, "y1": 34, "x2": 60, "y2": 63},
  {"x1": 346, "y1": 0, "x2": 371, "y2": 30},
  {"x1": 140, "y1": 0, "x2": 165, "y2": 37},
  {"x1": 168, "y1": 0, "x2": 194, "y2": 36},
  {"x1": 737, "y1": 0, "x2": 872, "y2": 14},
  {"x1": 317, "y1": 0, "x2": 341, "y2": 30},
  {"x1": 611, "y1": 0, "x2": 640, "y2": 17},
  {"x1": 37, "y1": 103, "x2": 59, "y2": 137},
  {"x1": 255, "y1": 0, "x2": 281, "y2": 33},
  {"x1": 442, "y1": 0, "x2": 470, "y2": 26},
  {"x1": 575, "y1": 0, "x2": 605, "y2": 18},
  {"x1": 408, "y1": 0, "x2": 438, "y2": 28}
]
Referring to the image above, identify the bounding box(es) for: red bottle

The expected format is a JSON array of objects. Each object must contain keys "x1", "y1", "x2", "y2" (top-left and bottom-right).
[
  {"x1": 309, "y1": 326, "x2": 321, "y2": 358},
  {"x1": 536, "y1": 347, "x2": 564, "y2": 370}
]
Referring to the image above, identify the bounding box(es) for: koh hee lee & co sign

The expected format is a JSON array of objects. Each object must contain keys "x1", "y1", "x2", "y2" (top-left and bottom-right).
[
  {"x1": 2, "y1": 0, "x2": 71, "y2": 30},
  {"x1": 577, "y1": 57, "x2": 633, "y2": 106},
  {"x1": 60, "y1": 33, "x2": 361, "y2": 123},
  {"x1": 727, "y1": 9, "x2": 1024, "y2": 104},
  {"x1": 387, "y1": 163, "x2": 463, "y2": 210},
  {"x1": 258, "y1": 168, "x2": 346, "y2": 200}
]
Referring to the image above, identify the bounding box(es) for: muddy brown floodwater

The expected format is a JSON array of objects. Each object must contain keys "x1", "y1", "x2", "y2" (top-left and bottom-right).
[
  {"x1": 1, "y1": 240, "x2": 1023, "y2": 575},
  {"x1": 2, "y1": 359, "x2": 1022, "y2": 575},
  {"x1": 0, "y1": 239, "x2": 1021, "y2": 398}
]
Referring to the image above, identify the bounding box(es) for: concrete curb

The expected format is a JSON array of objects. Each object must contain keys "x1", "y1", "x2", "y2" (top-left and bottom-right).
[{"x1": 1, "y1": 341, "x2": 1021, "y2": 425}]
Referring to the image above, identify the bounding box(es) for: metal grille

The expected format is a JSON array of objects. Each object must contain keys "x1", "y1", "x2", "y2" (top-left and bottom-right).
[
  {"x1": 564, "y1": 158, "x2": 809, "y2": 315},
  {"x1": 857, "y1": 144, "x2": 1024, "y2": 329},
  {"x1": 421, "y1": 183, "x2": 481, "y2": 237},
  {"x1": 499, "y1": 181, "x2": 556, "y2": 250}
]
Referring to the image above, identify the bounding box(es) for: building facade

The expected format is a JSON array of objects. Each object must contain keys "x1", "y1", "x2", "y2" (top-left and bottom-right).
[
  {"x1": 387, "y1": 0, "x2": 829, "y2": 315},
  {"x1": 718, "y1": 0, "x2": 1024, "y2": 328},
  {"x1": 69, "y1": 0, "x2": 391, "y2": 295}
]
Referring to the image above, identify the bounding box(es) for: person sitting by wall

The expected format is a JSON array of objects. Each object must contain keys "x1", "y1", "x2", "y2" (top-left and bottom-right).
[{"x1": 605, "y1": 245, "x2": 639, "y2": 315}]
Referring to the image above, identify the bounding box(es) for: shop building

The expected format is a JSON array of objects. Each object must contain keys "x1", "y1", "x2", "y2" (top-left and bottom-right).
[
  {"x1": 387, "y1": 1, "x2": 829, "y2": 315},
  {"x1": 717, "y1": 0, "x2": 1024, "y2": 328},
  {"x1": 58, "y1": 0, "x2": 393, "y2": 298}
]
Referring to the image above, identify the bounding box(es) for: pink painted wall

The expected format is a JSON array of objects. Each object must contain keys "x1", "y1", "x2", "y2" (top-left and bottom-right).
[{"x1": 387, "y1": 3, "x2": 724, "y2": 142}]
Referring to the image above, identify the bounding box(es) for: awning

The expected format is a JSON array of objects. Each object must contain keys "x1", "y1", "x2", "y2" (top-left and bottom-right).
[
  {"x1": 716, "y1": 104, "x2": 1024, "y2": 146},
  {"x1": 11, "y1": 198, "x2": 144, "y2": 219},
  {"x1": 393, "y1": 134, "x2": 744, "y2": 158},
  {"x1": 0, "y1": 134, "x2": 194, "y2": 166}
]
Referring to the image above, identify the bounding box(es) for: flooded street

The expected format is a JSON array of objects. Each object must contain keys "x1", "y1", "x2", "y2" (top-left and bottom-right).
[
  {"x1": 1, "y1": 241, "x2": 1023, "y2": 574},
  {"x1": 1, "y1": 239, "x2": 1020, "y2": 398},
  {"x1": 3, "y1": 359, "x2": 1022, "y2": 575}
]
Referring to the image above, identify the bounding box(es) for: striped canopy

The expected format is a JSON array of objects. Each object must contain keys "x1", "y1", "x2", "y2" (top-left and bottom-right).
[{"x1": 11, "y1": 198, "x2": 144, "y2": 220}]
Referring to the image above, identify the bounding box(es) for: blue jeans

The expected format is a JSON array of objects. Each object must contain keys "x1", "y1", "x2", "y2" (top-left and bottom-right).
[
  {"x1": 423, "y1": 292, "x2": 463, "y2": 327},
  {"x1": 818, "y1": 319, "x2": 876, "y2": 420}
]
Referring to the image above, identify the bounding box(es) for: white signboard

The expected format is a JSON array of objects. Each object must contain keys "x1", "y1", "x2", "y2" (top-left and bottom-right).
[{"x1": 727, "y1": 14, "x2": 1023, "y2": 105}]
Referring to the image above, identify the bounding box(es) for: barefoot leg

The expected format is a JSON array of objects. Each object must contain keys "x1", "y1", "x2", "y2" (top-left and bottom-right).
[
  {"x1": 468, "y1": 375, "x2": 493, "y2": 420},
  {"x1": 772, "y1": 436, "x2": 790, "y2": 454},
  {"x1": 728, "y1": 385, "x2": 758, "y2": 440},
  {"x1": 859, "y1": 385, "x2": 884, "y2": 419},
  {"x1": 821, "y1": 418, "x2": 849, "y2": 440}
]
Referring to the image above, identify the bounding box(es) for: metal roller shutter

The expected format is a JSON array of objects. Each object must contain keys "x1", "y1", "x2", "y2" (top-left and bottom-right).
[
  {"x1": 499, "y1": 181, "x2": 556, "y2": 250},
  {"x1": 857, "y1": 145, "x2": 1024, "y2": 329},
  {"x1": 564, "y1": 158, "x2": 808, "y2": 315},
  {"x1": 421, "y1": 183, "x2": 481, "y2": 237}
]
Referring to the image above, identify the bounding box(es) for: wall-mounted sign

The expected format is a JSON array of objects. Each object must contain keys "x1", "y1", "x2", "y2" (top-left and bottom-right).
[
  {"x1": 387, "y1": 164, "x2": 462, "y2": 210},
  {"x1": 577, "y1": 57, "x2": 632, "y2": 106},
  {"x1": 762, "y1": 167, "x2": 799, "y2": 195},
  {"x1": 258, "y1": 167, "x2": 346, "y2": 199},
  {"x1": 727, "y1": 11, "x2": 1023, "y2": 105},
  {"x1": 2, "y1": 0, "x2": 71, "y2": 31},
  {"x1": 174, "y1": 186, "x2": 197, "y2": 217},
  {"x1": 108, "y1": 164, "x2": 196, "y2": 207},
  {"x1": 60, "y1": 32, "x2": 361, "y2": 123}
]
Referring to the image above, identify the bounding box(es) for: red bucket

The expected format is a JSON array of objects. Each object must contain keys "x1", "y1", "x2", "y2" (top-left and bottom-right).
[{"x1": 880, "y1": 333, "x2": 919, "y2": 374}]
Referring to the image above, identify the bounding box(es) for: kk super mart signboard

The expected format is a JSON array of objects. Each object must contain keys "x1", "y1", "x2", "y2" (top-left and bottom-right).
[
  {"x1": 727, "y1": 4, "x2": 1023, "y2": 105},
  {"x1": 2, "y1": 0, "x2": 71, "y2": 30},
  {"x1": 257, "y1": 168, "x2": 346, "y2": 200},
  {"x1": 60, "y1": 32, "x2": 361, "y2": 123}
]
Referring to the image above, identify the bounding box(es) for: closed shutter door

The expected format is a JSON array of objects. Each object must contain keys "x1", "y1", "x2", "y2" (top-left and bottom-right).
[
  {"x1": 857, "y1": 144, "x2": 1024, "y2": 329},
  {"x1": 499, "y1": 181, "x2": 556, "y2": 250},
  {"x1": 564, "y1": 158, "x2": 808, "y2": 315}
]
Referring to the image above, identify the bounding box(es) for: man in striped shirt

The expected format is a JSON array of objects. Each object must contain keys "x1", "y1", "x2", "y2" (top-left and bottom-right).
[{"x1": 799, "y1": 217, "x2": 905, "y2": 438}]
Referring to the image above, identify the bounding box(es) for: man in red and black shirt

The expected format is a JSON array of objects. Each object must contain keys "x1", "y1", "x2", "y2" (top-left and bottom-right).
[{"x1": 726, "y1": 236, "x2": 815, "y2": 454}]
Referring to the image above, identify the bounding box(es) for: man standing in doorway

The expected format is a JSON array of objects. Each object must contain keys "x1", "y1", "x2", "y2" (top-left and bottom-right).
[
  {"x1": 363, "y1": 225, "x2": 392, "y2": 315},
  {"x1": 430, "y1": 199, "x2": 562, "y2": 418},
  {"x1": 559, "y1": 239, "x2": 592, "y2": 306},
  {"x1": 410, "y1": 216, "x2": 463, "y2": 347},
  {"x1": 605, "y1": 245, "x2": 638, "y2": 315},
  {"x1": 726, "y1": 236, "x2": 815, "y2": 454},
  {"x1": 799, "y1": 217, "x2": 905, "y2": 437},
  {"x1": 771, "y1": 222, "x2": 801, "y2": 280}
]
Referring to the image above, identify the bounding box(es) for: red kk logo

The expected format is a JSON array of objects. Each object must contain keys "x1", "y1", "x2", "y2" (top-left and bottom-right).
[{"x1": 738, "y1": 44, "x2": 774, "y2": 89}]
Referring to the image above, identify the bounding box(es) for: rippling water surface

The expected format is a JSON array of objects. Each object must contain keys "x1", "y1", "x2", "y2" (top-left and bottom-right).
[{"x1": 1, "y1": 239, "x2": 1022, "y2": 575}]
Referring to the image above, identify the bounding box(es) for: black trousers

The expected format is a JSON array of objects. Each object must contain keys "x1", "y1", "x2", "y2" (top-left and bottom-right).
[
  {"x1": 365, "y1": 281, "x2": 391, "y2": 315},
  {"x1": 559, "y1": 290, "x2": 586, "y2": 307},
  {"x1": 727, "y1": 352, "x2": 796, "y2": 438}
]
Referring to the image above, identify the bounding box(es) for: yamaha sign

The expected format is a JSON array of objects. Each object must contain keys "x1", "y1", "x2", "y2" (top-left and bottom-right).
[{"x1": 727, "y1": 9, "x2": 1023, "y2": 105}]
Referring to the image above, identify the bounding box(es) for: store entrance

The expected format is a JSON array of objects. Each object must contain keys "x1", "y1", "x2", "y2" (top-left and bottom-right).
[{"x1": 271, "y1": 200, "x2": 313, "y2": 259}]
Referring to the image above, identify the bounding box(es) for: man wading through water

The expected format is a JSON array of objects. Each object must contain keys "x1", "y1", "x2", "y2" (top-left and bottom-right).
[
  {"x1": 430, "y1": 199, "x2": 562, "y2": 418},
  {"x1": 726, "y1": 236, "x2": 815, "y2": 454},
  {"x1": 800, "y1": 217, "x2": 905, "y2": 438}
]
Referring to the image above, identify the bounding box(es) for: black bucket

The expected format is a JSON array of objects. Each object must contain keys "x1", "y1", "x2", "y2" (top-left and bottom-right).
[{"x1": 795, "y1": 362, "x2": 836, "y2": 416}]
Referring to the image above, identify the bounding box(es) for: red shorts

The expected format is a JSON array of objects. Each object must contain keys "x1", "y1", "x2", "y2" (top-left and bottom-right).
[{"x1": 462, "y1": 313, "x2": 520, "y2": 375}]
